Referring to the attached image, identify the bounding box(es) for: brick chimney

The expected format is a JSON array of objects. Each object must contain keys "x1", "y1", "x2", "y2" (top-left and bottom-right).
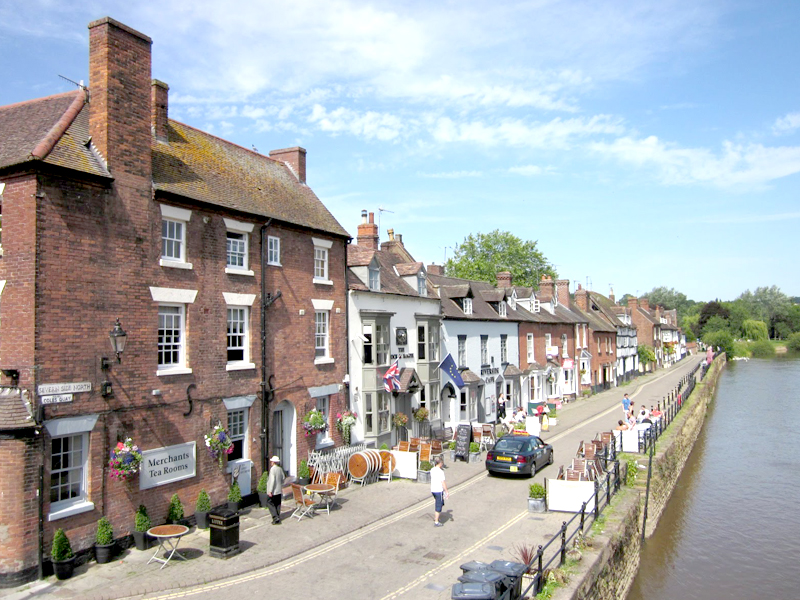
[
  {"x1": 574, "y1": 286, "x2": 588, "y2": 311},
  {"x1": 496, "y1": 271, "x2": 512, "y2": 289},
  {"x1": 640, "y1": 298, "x2": 650, "y2": 311},
  {"x1": 609, "y1": 287, "x2": 615, "y2": 304},
  {"x1": 88, "y1": 17, "x2": 153, "y2": 178},
  {"x1": 556, "y1": 279, "x2": 571, "y2": 308},
  {"x1": 427, "y1": 264, "x2": 443, "y2": 276},
  {"x1": 628, "y1": 297, "x2": 638, "y2": 311},
  {"x1": 151, "y1": 79, "x2": 169, "y2": 142},
  {"x1": 357, "y1": 210, "x2": 379, "y2": 250},
  {"x1": 538, "y1": 275, "x2": 555, "y2": 303},
  {"x1": 269, "y1": 147, "x2": 307, "y2": 184}
]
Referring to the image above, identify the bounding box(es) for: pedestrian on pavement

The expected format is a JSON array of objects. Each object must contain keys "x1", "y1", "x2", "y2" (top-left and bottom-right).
[
  {"x1": 266, "y1": 455, "x2": 285, "y2": 525},
  {"x1": 622, "y1": 393, "x2": 631, "y2": 416},
  {"x1": 430, "y1": 456, "x2": 448, "y2": 527},
  {"x1": 497, "y1": 394, "x2": 506, "y2": 422}
]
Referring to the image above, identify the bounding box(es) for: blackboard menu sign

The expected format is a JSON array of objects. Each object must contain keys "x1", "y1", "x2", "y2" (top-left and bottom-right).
[{"x1": 454, "y1": 424, "x2": 472, "y2": 461}]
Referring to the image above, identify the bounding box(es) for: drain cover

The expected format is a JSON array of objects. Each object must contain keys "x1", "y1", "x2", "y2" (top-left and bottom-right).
[{"x1": 424, "y1": 551, "x2": 445, "y2": 561}]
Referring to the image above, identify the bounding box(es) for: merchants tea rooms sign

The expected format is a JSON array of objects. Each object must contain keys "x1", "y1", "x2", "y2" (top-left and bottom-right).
[{"x1": 140, "y1": 442, "x2": 196, "y2": 490}]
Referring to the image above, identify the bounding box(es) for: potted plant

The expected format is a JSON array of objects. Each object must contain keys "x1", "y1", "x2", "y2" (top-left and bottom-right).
[
  {"x1": 195, "y1": 489, "x2": 211, "y2": 529},
  {"x1": 257, "y1": 472, "x2": 269, "y2": 508},
  {"x1": 227, "y1": 480, "x2": 242, "y2": 512},
  {"x1": 469, "y1": 441, "x2": 481, "y2": 463},
  {"x1": 94, "y1": 516, "x2": 115, "y2": 564},
  {"x1": 51, "y1": 528, "x2": 75, "y2": 580},
  {"x1": 302, "y1": 409, "x2": 327, "y2": 437},
  {"x1": 417, "y1": 460, "x2": 433, "y2": 483},
  {"x1": 166, "y1": 493, "x2": 184, "y2": 524},
  {"x1": 549, "y1": 409, "x2": 558, "y2": 427},
  {"x1": 448, "y1": 441, "x2": 457, "y2": 461},
  {"x1": 133, "y1": 504, "x2": 151, "y2": 550},
  {"x1": 528, "y1": 482, "x2": 546, "y2": 512},
  {"x1": 297, "y1": 460, "x2": 311, "y2": 486},
  {"x1": 335, "y1": 410, "x2": 357, "y2": 445},
  {"x1": 204, "y1": 422, "x2": 234, "y2": 469},
  {"x1": 413, "y1": 407, "x2": 429, "y2": 423},
  {"x1": 107, "y1": 437, "x2": 142, "y2": 482},
  {"x1": 391, "y1": 412, "x2": 408, "y2": 435}
]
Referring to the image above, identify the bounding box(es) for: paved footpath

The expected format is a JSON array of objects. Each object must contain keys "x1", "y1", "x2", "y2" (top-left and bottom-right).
[{"x1": 3, "y1": 355, "x2": 704, "y2": 600}]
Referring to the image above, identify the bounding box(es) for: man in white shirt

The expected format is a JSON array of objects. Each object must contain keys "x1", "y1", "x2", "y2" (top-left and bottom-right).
[{"x1": 430, "y1": 456, "x2": 449, "y2": 527}]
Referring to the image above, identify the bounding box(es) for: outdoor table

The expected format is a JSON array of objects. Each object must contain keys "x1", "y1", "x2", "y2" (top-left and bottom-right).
[
  {"x1": 304, "y1": 483, "x2": 335, "y2": 512},
  {"x1": 147, "y1": 524, "x2": 189, "y2": 569}
]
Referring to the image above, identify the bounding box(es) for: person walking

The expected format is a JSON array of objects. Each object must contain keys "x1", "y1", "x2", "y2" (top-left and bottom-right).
[
  {"x1": 622, "y1": 393, "x2": 631, "y2": 417},
  {"x1": 266, "y1": 455, "x2": 285, "y2": 525},
  {"x1": 430, "y1": 456, "x2": 449, "y2": 527}
]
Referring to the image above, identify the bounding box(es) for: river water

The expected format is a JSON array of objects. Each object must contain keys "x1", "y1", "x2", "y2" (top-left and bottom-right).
[{"x1": 627, "y1": 357, "x2": 800, "y2": 600}]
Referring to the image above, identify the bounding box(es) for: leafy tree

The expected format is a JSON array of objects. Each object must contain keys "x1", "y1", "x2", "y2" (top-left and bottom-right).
[
  {"x1": 637, "y1": 345, "x2": 656, "y2": 365},
  {"x1": 723, "y1": 301, "x2": 750, "y2": 338},
  {"x1": 773, "y1": 304, "x2": 800, "y2": 337},
  {"x1": 702, "y1": 315, "x2": 730, "y2": 336},
  {"x1": 445, "y1": 230, "x2": 556, "y2": 288},
  {"x1": 681, "y1": 314, "x2": 700, "y2": 339},
  {"x1": 750, "y1": 340, "x2": 775, "y2": 358},
  {"x1": 703, "y1": 329, "x2": 735, "y2": 358},
  {"x1": 742, "y1": 319, "x2": 769, "y2": 341},
  {"x1": 787, "y1": 332, "x2": 800, "y2": 352},
  {"x1": 643, "y1": 286, "x2": 698, "y2": 321},
  {"x1": 737, "y1": 286, "x2": 791, "y2": 337},
  {"x1": 698, "y1": 301, "x2": 729, "y2": 333}
]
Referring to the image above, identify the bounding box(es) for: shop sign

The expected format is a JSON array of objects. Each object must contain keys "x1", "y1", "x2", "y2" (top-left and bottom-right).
[
  {"x1": 390, "y1": 352, "x2": 414, "y2": 359},
  {"x1": 37, "y1": 381, "x2": 91, "y2": 396},
  {"x1": 481, "y1": 366, "x2": 499, "y2": 383},
  {"x1": 140, "y1": 442, "x2": 196, "y2": 490},
  {"x1": 40, "y1": 394, "x2": 73, "y2": 405}
]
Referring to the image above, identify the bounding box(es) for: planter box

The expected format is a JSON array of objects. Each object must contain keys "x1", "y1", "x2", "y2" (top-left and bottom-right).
[
  {"x1": 196, "y1": 511, "x2": 209, "y2": 529},
  {"x1": 469, "y1": 452, "x2": 482, "y2": 463},
  {"x1": 417, "y1": 470, "x2": 431, "y2": 484},
  {"x1": 132, "y1": 530, "x2": 150, "y2": 551},
  {"x1": 528, "y1": 497, "x2": 546, "y2": 513}
]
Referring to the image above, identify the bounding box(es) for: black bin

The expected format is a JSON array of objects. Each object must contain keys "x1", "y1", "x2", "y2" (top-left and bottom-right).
[
  {"x1": 489, "y1": 560, "x2": 528, "y2": 600},
  {"x1": 460, "y1": 560, "x2": 491, "y2": 575},
  {"x1": 209, "y1": 508, "x2": 240, "y2": 559},
  {"x1": 451, "y1": 582, "x2": 497, "y2": 600},
  {"x1": 458, "y1": 569, "x2": 507, "y2": 597}
]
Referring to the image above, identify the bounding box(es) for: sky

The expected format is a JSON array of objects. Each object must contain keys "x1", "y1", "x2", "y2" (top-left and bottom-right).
[{"x1": 2, "y1": 0, "x2": 799, "y2": 303}]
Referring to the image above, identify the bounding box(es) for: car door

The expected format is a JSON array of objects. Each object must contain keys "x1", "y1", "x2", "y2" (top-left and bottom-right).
[{"x1": 531, "y1": 437, "x2": 545, "y2": 468}]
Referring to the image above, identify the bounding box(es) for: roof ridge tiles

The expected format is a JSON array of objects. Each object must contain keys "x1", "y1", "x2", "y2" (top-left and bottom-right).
[{"x1": 31, "y1": 90, "x2": 87, "y2": 160}]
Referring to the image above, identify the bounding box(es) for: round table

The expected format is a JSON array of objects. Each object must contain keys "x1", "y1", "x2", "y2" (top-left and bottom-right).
[
  {"x1": 147, "y1": 525, "x2": 189, "y2": 569},
  {"x1": 304, "y1": 483, "x2": 336, "y2": 514}
]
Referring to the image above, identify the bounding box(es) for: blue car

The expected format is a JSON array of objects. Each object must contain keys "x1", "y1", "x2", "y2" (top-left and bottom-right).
[{"x1": 485, "y1": 435, "x2": 554, "y2": 476}]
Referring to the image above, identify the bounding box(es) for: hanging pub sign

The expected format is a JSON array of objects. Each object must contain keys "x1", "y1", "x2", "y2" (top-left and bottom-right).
[{"x1": 140, "y1": 441, "x2": 196, "y2": 490}]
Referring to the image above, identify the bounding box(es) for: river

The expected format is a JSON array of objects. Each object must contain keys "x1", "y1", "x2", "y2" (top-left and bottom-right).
[{"x1": 627, "y1": 356, "x2": 800, "y2": 600}]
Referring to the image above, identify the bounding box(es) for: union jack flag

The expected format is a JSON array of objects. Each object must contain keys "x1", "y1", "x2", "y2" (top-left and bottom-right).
[{"x1": 383, "y1": 359, "x2": 401, "y2": 392}]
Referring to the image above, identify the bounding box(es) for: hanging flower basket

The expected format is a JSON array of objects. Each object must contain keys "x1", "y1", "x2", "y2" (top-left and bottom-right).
[
  {"x1": 302, "y1": 409, "x2": 327, "y2": 437},
  {"x1": 335, "y1": 411, "x2": 357, "y2": 445},
  {"x1": 392, "y1": 412, "x2": 408, "y2": 428},
  {"x1": 413, "y1": 407, "x2": 429, "y2": 423},
  {"x1": 204, "y1": 422, "x2": 233, "y2": 469},
  {"x1": 108, "y1": 438, "x2": 142, "y2": 481}
]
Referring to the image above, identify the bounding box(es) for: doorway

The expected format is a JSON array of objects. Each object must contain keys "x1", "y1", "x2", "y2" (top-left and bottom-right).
[{"x1": 272, "y1": 401, "x2": 296, "y2": 476}]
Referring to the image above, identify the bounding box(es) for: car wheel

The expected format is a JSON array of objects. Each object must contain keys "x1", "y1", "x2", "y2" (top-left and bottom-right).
[{"x1": 548, "y1": 450, "x2": 554, "y2": 465}]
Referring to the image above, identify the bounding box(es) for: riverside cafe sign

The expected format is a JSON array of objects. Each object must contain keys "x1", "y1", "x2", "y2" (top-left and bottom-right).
[{"x1": 140, "y1": 442, "x2": 196, "y2": 490}]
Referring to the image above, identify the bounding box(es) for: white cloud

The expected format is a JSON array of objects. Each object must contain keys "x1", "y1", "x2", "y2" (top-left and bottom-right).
[
  {"x1": 773, "y1": 112, "x2": 800, "y2": 135},
  {"x1": 307, "y1": 105, "x2": 406, "y2": 141},
  {"x1": 591, "y1": 136, "x2": 800, "y2": 188},
  {"x1": 508, "y1": 165, "x2": 552, "y2": 176},
  {"x1": 418, "y1": 171, "x2": 483, "y2": 179}
]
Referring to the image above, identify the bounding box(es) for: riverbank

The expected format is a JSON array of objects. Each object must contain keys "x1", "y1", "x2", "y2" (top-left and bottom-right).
[{"x1": 554, "y1": 354, "x2": 726, "y2": 600}]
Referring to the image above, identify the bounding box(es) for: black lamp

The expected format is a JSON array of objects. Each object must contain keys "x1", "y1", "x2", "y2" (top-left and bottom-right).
[{"x1": 109, "y1": 318, "x2": 127, "y2": 363}]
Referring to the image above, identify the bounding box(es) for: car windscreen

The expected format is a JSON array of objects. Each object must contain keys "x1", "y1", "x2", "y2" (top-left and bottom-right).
[{"x1": 494, "y1": 438, "x2": 527, "y2": 453}]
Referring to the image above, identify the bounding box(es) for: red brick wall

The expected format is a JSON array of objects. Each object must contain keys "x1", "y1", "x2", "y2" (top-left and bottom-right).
[{"x1": 0, "y1": 437, "x2": 40, "y2": 580}]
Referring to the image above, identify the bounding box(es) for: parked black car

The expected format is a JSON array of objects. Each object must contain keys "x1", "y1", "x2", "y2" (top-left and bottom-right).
[{"x1": 485, "y1": 435, "x2": 553, "y2": 476}]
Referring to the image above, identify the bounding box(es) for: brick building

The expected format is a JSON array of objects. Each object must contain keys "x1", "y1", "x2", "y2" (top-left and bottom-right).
[{"x1": 0, "y1": 17, "x2": 348, "y2": 584}]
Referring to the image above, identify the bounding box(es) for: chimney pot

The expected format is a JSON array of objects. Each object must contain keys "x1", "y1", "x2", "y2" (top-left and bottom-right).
[
  {"x1": 269, "y1": 147, "x2": 307, "y2": 184},
  {"x1": 361, "y1": 209, "x2": 368, "y2": 223}
]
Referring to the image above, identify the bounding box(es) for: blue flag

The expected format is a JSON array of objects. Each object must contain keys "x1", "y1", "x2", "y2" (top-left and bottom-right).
[{"x1": 438, "y1": 353, "x2": 464, "y2": 388}]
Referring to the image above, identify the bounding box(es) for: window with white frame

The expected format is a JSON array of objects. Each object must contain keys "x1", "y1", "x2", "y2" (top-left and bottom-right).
[
  {"x1": 227, "y1": 307, "x2": 248, "y2": 364},
  {"x1": 312, "y1": 299, "x2": 334, "y2": 364},
  {"x1": 369, "y1": 265, "x2": 380, "y2": 291},
  {"x1": 459, "y1": 389, "x2": 468, "y2": 421},
  {"x1": 429, "y1": 382, "x2": 440, "y2": 421},
  {"x1": 463, "y1": 297, "x2": 473, "y2": 315},
  {"x1": 562, "y1": 334, "x2": 568, "y2": 357},
  {"x1": 375, "y1": 323, "x2": 389, "y2": 366},
  {"x1": 312, "y1": 237, "x2": 333, "y2": 284},
  {"x1": 417, "y1": 325, "x2": 426, "y2": 360},
  {"x1": 50, "y1": 433, "x2": 88, "y2": 513},
  {"x1": 527, "y1": 333, "x2": 534, "y2": 363},
  {"x1": 316, "y1": 395, "x2": 332, "y2": 441},
  {"x1": 418, "y1": 274, "x2": 427, "y2": 297},
  {"x1": 564, "y1": 368, "x2": 574, "y2": 393},
  {"x1": 531, "y1": 375, "x2": 542, "y2": 402},
  {"x1": 227, "y1": 408, "x2": 247, "y2": 461},
  {"x1": 480, "y1": 335, "x2": 488, "y2": 365},
  {"x1": 500, "y1": 334, "x2": 508, "y2": 363},
  {"x1": 315, "y1": 311, "x2": 329, "y2": 359},
  {"x1": 267, "y1": 235, "x2": 281, "y2": 266},
  {"x1": 469, "y1": 388, "x2": 478, "y2": 420},
  {"x1": 545, "y1": 333, "x2": 552, "y2": 353},
  {"x1": 364, "y1": 392, "x2": 390, "y2": 435},
  {"x1": 224, "y1": 218, "x2": 254, "y2": 275},
  {"x1": 158, "y1": 305, "x2": 185, "y2": 370},
  {"x1": 363, "y1": 324, "x2": 374, "y2": 364},
  {"x1": 499, "y1": 302, "x2": 507, "y2": 317},
  {"x1": 160, "y1": 204, "x2": 192, "y2": 269},
  {"x1": 458, "y1": 335, "x2": 467, "y2": 367},
  {"x1": 428, "y1": 323, "x2": 439, "y2": 362}
]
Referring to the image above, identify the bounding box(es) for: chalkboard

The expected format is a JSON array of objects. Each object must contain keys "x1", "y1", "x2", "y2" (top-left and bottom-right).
[{"x1": 454, "y1": 424, "x2": 472, "y2": 462}]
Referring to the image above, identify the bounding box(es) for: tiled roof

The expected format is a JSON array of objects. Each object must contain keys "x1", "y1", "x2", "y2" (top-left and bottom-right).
[
  {"x1": 439, "y1": 284, "x2": 471, "y2": 299},
  {"x1": 0, "y1": 388, "x2": 35, "y2": 430},
  {"x1": 503, "y1": 364, "x2": 523, "y2": 377},
  {"x1": 430, "y1": 274, "x2": 534, "y2": 323},
  {"x1": 479, "y1": 289, "x2": 505, "y2": 302},
  {"x1": 585, "y1": 292, "x2": 627, "y2": 328},
  {"x1": 460, "y1": 369, "x2": 482, "y2": 384},
  {"x1": 394, "y1": 262, "x2": 423, "y2": 276},
  {"x1": 571, "y1": 304, "x2": 616, "y2": 332},
  {"x1": 0, "y1": 91, "x2": 110, "y2": 179},
  {"x1": 398, "y1": 368, "x2": 420, "y2": 393},
  {"x1": 152, "y1": 120, "x2": 349, "y2": 238},
  {"x1": 347, "y1": 245, "x2": 375, "y2": 267},
  {"x1": 347, "y1": 243, "x2": 435, "y2": 298},
  {"x1": 637, "y1": 307, "x2": 661, "y2": 325}
]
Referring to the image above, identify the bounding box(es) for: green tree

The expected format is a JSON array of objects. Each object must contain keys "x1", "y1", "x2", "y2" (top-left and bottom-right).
[
  {"x1": 637, "y1": 345, "x2": 656, "y2": 365},
  {"x1": 703, "y1": 329, "x2": 735, "y2": 357},
  {"x1": 787, "y1": 332, "x2": 800, "y2": 352},
  {"x1": 444, "y1": 230, "x2": 555, "y2": 288},
  {"x1": 742, "y1": 319, "x2": 769, "y2": 341},
  {"x1": 723, "y1": 301, "x2": 751, "y2": 338},
  {"x1": 698, "y1": 301, "x2": 729, "y2": 333},
  {"x1": 643, "y1": 286, "x2": 698, "y2": 321},
  {"x1": 702, "y1": 315, "x2": 730, "y2": 336},
  {"x1": 737, "y1": 286, "x2": 791, "y2": 338}
]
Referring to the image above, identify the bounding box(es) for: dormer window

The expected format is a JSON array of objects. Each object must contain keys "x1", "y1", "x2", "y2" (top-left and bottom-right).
[
  {"x1": 369, "y1": 265, "x2": 380, "y2": 291},
  {"x1": 532, "y1": 299, "x2": 540, "y2": 313},
  {"x1": 498, "y1": 302, "x2": 507, "y2": 317},
  {"x1": 462, "y1": 297, "x2": 473, "y2": 315},
  {"x1": 417, "y1": 274, "x2": 427, "y2": 297}
]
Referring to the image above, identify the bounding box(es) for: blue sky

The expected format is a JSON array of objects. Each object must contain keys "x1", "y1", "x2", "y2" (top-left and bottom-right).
[{"x1": 2, "y1": 0, "x2": 799, "y2": 302}]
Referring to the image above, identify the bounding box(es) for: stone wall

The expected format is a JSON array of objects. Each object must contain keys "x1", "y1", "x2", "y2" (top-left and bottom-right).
[{"x1": 558, "y1": 356, "x2": 726, "y2": 600}]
